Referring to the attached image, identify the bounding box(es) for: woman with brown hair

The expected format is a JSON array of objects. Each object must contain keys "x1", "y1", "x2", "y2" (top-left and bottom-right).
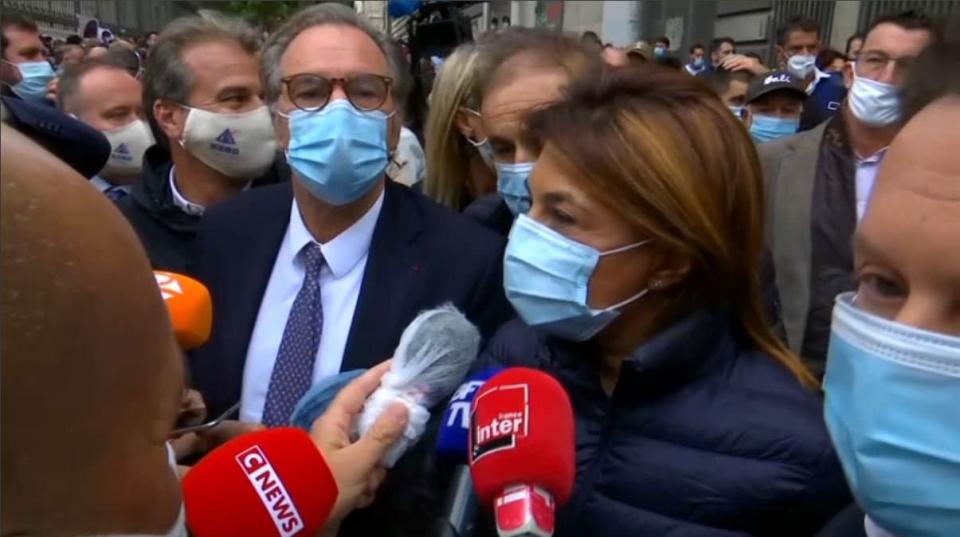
[{"x1": 480, "y1": 65, "x2": 850, "y2": 535}]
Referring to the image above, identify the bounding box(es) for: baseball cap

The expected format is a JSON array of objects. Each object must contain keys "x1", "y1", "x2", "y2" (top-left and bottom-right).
[{"x1": 746, "y1": 70, "x2": 807, "y2": 104}]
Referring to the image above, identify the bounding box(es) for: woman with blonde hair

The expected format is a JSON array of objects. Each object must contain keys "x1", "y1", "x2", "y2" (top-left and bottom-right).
[
  {"x1": 422, "y1": 43, "x2": 496, "y2": 210},
  {"x1": 479, "y1": 65, "x2": 850, "y2": 535}
]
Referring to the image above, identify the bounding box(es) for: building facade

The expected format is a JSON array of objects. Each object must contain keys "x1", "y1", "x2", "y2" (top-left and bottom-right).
[
  {"x1": 497, "y1": 0, "x2": 957, "y2": 65},
  {"x1": 0, "y1": 0, "x2": 195, "y2": 38}
]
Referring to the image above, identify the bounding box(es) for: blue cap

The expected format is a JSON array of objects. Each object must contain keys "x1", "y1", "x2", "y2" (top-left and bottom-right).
[{"x1": 1, "y1": 95, "x2": 111, "y2": 179}]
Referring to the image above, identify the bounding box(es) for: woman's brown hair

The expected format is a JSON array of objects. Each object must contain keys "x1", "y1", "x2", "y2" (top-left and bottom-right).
[{"x1": 527, "y1": 65, "x2": 817, "y2": 389}]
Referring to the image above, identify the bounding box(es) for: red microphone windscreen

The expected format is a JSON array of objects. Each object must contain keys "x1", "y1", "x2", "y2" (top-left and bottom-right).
[
  {"x1": 183, "y1": 428, "x2": 337, "y2": 537},
  {"x1": 154, "y1": 271, "x2": 212, "y2": 350},
  {"x1": 469, "y1": 367, "x2": 575, "y2": 507}
]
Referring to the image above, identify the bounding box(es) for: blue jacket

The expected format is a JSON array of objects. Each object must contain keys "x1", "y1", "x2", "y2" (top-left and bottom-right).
[
  {"x1": 800, "y1": 71, "x2": 847, "y2": 131},
  {"x1": 479, "y1": 310, "x2": 850, "y2": 537}
]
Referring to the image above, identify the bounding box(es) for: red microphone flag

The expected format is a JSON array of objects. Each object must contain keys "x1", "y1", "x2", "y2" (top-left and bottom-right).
[{"x1": 183, "y1": 428, "x2": 338, "y2": 537}]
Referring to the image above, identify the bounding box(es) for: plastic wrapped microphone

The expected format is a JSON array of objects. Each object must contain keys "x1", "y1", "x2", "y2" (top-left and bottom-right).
[{"x1": 357, "y1": 304, "x2": 481, "y2": 467}]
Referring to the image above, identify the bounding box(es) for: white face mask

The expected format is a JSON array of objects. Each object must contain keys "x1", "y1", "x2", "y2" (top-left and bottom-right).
[
  {"x1": 101, "y1": 119, "x2": 155, "y2": 182},
  {"x1": 787, "y1": 54, "x2": 816, "y2": 79},
  {"x1": 848, "y1": 67, "x2": 901, "y2": 127},
  {"x1": 179, "y1": 105, "x2": 277, "y2": 181}
]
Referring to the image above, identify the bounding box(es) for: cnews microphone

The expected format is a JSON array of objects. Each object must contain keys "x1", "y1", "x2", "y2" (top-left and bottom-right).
[
  {"x1": 154, "y1": 271, "x2": 212, "y2": 350},
  {"x1": 434, "y1": 367, "x2": 503, "y2": 537},
  {"x1": 182, "y1": 427, "x2": 337, "y2": 537},
  {"x1": 469, "y1": 368, "x2": 575, "y2": 537}
]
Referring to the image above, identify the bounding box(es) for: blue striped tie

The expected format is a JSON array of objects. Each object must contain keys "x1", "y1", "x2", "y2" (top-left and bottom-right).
[{"x1": 261, "y1": 243, "x2": 325, "y2": 426}]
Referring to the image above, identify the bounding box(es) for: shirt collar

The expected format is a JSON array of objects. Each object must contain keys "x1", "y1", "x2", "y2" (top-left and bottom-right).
[
  {"x1": 90, "y1": 175, "x2": 131, "y2": 194},
  {"x1": 856, "y1": 146, "x2": 888, "y2": 163},
  {"x1": 806, "y1": 67, "x2": 831, "y2": 94},
  {"x1": 286, "y1": 188, "x2": 385, "y2": 278},
  {"x1": 168, "y1": 166, "x2": 206, "y2": 216}
]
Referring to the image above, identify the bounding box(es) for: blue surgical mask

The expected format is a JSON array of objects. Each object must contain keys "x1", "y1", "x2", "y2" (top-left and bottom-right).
[
  {"x1": 693, "y1": 57, "x2": 705, "y2": 68},
  {"x1": 749, "y1": 114, "x2": 799, "y2": 143},
  {"x1": 654, "y1": 46, "x2": 667, "y2": 58},
  {"x1": 824, "y1": 292, "x2": 960, "y2": 537},
  {"x1": 282, "y1": 100, "x2": 391, "y2": 206},
  {"x1": 787, "y1": 54, "x2": 816, "y2": 79},
  {"x1": 848, "y1": 67, "x2": 900, "y2": 127},
  {"x1": 504, "y1": 214, "x2": 651, "y2": 341},
  {"x1": 7, "y1": 60, "x2": 55, "y2": 102},
  {"x1": 495, "y1": 161, "x2": 533, "y2": 215}
]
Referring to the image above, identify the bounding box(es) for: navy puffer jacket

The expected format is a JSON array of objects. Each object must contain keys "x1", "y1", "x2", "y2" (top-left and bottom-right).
[{"x1": 478, "y1": 310, "x2": 850, "y2": 537}]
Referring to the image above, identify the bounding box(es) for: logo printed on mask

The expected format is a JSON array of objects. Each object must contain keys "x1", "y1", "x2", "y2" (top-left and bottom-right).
[
  {"x1": 211, "y1": 128, "x2": 240, "y2": 155},
  {"x1": 470, "y1": 383, "x2": 529, "y2": 463},
  {"x1": 112, "y1": 142, "x2": 133, "y2": 162}
]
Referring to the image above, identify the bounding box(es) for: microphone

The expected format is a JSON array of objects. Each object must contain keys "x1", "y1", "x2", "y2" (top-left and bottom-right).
[
  {"x1": 154, "y1": 271, "x2": 212, "y2": 350},
  {"x1": 469, "y1": 368, "x2": 575, "y2": 537},
  {"x1": 182, "y1": 427, "x2": 337, "y2": 537},
  {"x1": 434, "y1": 367, "x2": 503, "y2": 537},
  {"x1": 358, "y1": 304, "x2": 480, "y2": 466}
]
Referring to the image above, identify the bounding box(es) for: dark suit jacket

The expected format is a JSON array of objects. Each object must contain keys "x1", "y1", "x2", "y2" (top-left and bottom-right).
[
  {"x1": 188, "y1": 179, "x2": 513, "y2": 418},
  {"x1": 463, "y1": 193, "x2": 514, "y2": 237}
]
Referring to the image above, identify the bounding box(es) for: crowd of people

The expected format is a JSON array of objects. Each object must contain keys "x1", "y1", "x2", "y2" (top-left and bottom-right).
[{"x1": 2, "y1": 2, "x2": 959, "y2": 537}]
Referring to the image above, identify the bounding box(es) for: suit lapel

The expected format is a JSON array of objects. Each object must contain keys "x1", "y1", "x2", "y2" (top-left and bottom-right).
[
  {"x1": 222, "y1": 184, "x2": 292, "y2": 381},
  {"x1": 341, "y1": 182, "x2": 425, "y2": 371}
]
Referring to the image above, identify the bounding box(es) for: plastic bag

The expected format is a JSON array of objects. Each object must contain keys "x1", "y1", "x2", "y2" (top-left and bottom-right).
[{"x1": 357, "y1": 303, "x2": 480, "y2": 467}]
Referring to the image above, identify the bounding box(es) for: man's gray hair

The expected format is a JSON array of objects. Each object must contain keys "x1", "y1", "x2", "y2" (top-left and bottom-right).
[
  {"x1": 261, "y1": 3, "x2": 402, "y2": 108},
  {"x1": 142, "y1": 10, "x2": 261, "y2": 148}
]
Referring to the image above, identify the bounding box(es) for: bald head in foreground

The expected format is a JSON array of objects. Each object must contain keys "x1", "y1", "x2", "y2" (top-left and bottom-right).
[
  {"x1": 854, "y1": 95, "x2": 960, "y2": 332},
  {"x1": 1, "y1": 123, "x2": 184, "y2": 535},
  {"x1": 1, "y1": 123, "x2": 410, "y2": 537}
]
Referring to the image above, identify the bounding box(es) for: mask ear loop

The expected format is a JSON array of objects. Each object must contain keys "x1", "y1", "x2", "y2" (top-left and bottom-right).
[
  {"x1": 594, "y1": 239, "x2": 655, "y2": 312},
  {"x1": 459, "y1": 106, "x2": 488, "y2": 146}
]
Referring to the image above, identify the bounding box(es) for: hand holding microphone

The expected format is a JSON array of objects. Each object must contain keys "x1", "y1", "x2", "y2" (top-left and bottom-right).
[
  {"x1": 182, "y1": 361, "x2": 410, "y2": 536},
  {"x1": 311, "y1": 361, "x2": 410, "y2": 524},
  {"x1": 358, "y1": 304, "x2": 481, "y2": 466}
]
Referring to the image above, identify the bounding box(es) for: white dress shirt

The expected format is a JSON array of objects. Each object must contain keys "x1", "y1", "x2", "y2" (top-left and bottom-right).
[
  {"x1": 855, "y1": 148, "x2": 888, "y2": 221},
  {"x1": 806, "y1": 67, "x2": 832, "y2": 95},
  {"x1": 90, "y1": 175, "x2": 131, "y2": 195},
  {"x1": 168, "y1": 166, "x2": 206, "y2": 216},
  {"x1": 239, "y1": 190, "x2": 385, "y2": 423},
  {"x1": 865, "y1": 516, "x2": 896, "y2": 537}
]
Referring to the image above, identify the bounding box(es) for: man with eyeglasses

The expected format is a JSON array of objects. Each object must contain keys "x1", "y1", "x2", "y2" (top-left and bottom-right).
[
  {"x1": 188, "y1": 5, "x2": 511, "y2": 535},
  {"x1": 758, "y1": 10, "x2": 934, "y2": 379},
  {"x1": 118, "y1": 11, "x2": 284, "y2": 274}
]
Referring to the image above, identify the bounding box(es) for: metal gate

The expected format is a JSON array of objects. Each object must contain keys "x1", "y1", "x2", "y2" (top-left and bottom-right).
[{"x1": 857, "y1": 0, "x2": 959, "y2": 32}]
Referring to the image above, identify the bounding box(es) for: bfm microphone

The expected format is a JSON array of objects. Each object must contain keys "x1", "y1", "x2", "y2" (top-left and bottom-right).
[
  {"x1": 182, "y1": 427, "x2": 337, "y2": 537},
  {"x1": 469, "y1": 368, "x2": 575, "y2": 537},
  {"x1": 154, "y1": 271, "x2": 212, "y2": 350},
  {"x1": 434, "y1": 367, "x2": 503, "y2": 537}
]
